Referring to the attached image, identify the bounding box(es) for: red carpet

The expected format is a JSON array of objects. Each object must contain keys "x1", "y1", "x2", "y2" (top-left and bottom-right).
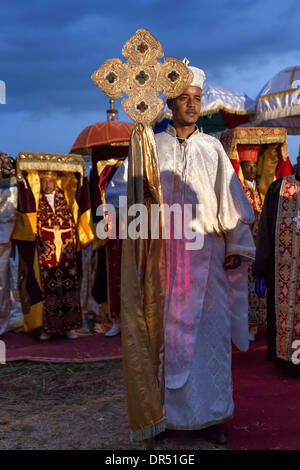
[
  {"x1": 229, "y1": 330, "x2": 300, "y2": 450},
  {"x1": 2, "y1": 326, "x2": 300, "y2": 449},
  {"x1": 3, "y1": 329, "x2": 122, "y2": 364}
]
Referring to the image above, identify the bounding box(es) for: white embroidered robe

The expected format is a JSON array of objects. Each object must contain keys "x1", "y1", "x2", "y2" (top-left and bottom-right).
[{"x1": 106, "y1": 127, "x2": 256, "y2": 429}]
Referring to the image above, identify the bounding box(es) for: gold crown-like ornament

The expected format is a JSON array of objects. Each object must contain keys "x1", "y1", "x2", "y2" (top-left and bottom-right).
[
  {"x1": 91, "y1": 28, "x2": 194, "y2": 125},
  {"x1": 39, "y1": 170, "x2": 58, "y2": 179},
  {"x1": 16, "y1": 152, "x2": 87, "y2": 185}
]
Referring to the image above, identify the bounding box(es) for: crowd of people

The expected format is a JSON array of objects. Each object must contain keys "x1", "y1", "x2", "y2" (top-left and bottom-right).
[{"x1": 0, "y1": 62, "x2": 299, "y2": 449}]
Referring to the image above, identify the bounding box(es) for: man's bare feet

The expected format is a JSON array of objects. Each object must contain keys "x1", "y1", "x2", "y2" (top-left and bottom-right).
[
  {"x1": 204, "y1": 424, "x2": 227, "y2": 445},
  {"x1": 144, "y1": 437, "x2": 155, "y2": 450},
  {"x1": 40, "y1": 332, "x2": 51, "y2": 341}
]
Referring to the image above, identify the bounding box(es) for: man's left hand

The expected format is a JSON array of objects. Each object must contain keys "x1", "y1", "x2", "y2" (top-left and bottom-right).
[{"x1": 223, "y1": 255, "x2": 241, "y2": 270}]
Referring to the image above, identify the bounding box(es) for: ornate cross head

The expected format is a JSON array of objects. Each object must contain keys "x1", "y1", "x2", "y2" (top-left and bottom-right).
[{"x1": 91, "y1": 28, "x2": 194, "y2": 125}]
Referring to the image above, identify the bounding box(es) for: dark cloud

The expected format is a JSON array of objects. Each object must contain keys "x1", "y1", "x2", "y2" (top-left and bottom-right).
[
  {"x1": 1, "y1": 0, "x2": 299, "y2": 116},
  {"x1": 0, "y1": 0, "x2": 299, "y2": 160}
]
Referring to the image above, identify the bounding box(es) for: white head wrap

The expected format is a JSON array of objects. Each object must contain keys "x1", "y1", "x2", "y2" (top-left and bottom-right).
[{"x1": 188, "y1": 65, "x2": 206, "y2": 89}]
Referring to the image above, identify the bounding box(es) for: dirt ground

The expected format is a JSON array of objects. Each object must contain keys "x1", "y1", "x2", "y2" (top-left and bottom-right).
[{"x1": 0, "y1": 359, "x2": 224, "y2": 450}]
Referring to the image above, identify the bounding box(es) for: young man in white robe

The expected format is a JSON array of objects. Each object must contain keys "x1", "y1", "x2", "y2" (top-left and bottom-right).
[{"x1": 105, "y1": 66, "x2": 255, "y2": 446}]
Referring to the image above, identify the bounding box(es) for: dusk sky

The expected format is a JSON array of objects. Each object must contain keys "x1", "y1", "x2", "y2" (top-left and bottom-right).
[{"x1": 1, "y1": 0, "x2": 299, "y2": 162}]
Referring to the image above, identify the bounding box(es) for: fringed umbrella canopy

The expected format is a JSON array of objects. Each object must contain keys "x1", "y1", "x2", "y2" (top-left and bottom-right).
[{"x1": 70, "y1": 120, "x2": 133, "y2": 155}]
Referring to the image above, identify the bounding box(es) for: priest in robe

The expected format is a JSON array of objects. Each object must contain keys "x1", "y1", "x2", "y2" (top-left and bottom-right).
[
  {"x1": 238, "y1": 145, "x2": 266, "y2": 340},
  {"x1": 105, "y1": 65, "x2": 256, "y2": 446},
  {"x1": 253, "y1": 148, "x2": 300, "y2": 373},
  {"x1": 12, "y1": 154, "x2": 94, "y2": 341}
]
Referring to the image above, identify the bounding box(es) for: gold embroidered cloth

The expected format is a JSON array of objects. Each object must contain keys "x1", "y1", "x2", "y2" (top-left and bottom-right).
[
  {"x1": 120, "y1": 124, "x2": 166, "y2": 441},
  {"x1": 275, "y1": 176, "x2": 300, "y2": 360}
]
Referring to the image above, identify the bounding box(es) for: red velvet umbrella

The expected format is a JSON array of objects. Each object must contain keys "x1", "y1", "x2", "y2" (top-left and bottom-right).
[{"x1": 70, "y1": 120, "x2": 133, "y2": 155}]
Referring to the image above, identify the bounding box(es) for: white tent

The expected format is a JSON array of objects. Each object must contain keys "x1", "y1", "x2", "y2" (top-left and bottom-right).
[
  {"x1": 254, "y1": 66, "x2": 300, "y2": 134},
  {"x1": 154, "y1": 82, "x2": 255, "y2": 134},
  {"x1": 200, "y1": 82, "x2": 255, "y2": 115}
]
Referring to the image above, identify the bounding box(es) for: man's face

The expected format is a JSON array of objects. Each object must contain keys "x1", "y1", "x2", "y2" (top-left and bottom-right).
[
  {"x1": 40, "y1": 176, "x2": 56, "y2": 194},
  {"x1": 167, "y1": 86, "x2": 202, "y2": 127},
  {"x1": 241, "y1": 161, "x2": 257, "y2": 182}
]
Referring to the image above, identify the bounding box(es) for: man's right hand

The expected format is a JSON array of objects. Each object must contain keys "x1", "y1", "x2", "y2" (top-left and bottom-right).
[{"x1": 255, "y1": 274, "x2": 266, "y2": 298}]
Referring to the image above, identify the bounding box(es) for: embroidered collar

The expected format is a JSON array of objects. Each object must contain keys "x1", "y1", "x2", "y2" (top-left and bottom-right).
[
  {"x1": 244, "y1": 179, "x2": 256, "y2": 189},
  {"x1": 166, "y1": 123, "x2": 200, "y2": 142}
]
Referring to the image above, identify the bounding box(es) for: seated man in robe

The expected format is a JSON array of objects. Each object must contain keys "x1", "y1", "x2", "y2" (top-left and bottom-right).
[
  {"x1": 239, "y1": 145, "x2": 266, "y2": 341},
  {"x1": 36, "y1": 171, "x2": 82, "y2": 340},
  {"x1": 253, "y1": 147, "x2": 300, "y2": 374},
  {"x1": 13, "y1": 153, "x2": 94, "y2": 341}
]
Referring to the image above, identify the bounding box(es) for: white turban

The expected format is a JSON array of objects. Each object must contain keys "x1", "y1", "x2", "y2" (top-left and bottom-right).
[{"x1": 188, "y1": 66, "x2": 206, "y2": 89}]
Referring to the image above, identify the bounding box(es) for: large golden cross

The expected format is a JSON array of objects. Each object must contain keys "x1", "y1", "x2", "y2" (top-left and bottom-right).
[
  {"x1": 91, "y1": 28, "x2": 193, "y2": 125},
  {"x1": 42, "y1": 225, "x2": 71, "y2": 263},
  {"x1": 285, "y1": 66, "x2": 300, "y2": 85}
]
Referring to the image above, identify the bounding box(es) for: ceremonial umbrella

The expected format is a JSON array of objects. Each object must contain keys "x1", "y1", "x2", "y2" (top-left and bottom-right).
[
  {"x1": 253, "y1": 65, "x2": 300, "y2": 134},
  {"x1": 154, "y1": 82, "x2": 256, "y2": 134},
  {"x1": 199, "y1": 82, "x2": 256, "y2": 132},
  {"x1": 70, "y1": 100, "x2": 133, "y2": 207},
  {"x1": 70, "y1": 99, "x2": 133, "y2": 190},
  {"x1": 70, "y1": 116, "x2": 133, "y2": 155}
]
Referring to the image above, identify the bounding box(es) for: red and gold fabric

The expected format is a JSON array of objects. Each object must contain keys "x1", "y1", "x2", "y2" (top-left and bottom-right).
[
  {"x1": 36, "y1": 190, "x2": 82, "y2": 334},
  {"x1": 220, "y1": 127, "x2": 293, "y2": 203},
  {"x1": 243, "y1": 182, "x2": 263, "y2": 214},
  {"x1": 238, "y1": 144, "x2": 262, "y2": 162},
  {"x1": 37, "y1": 192, "x2": 76, "y2": 267},
  {"x1": 275, "y1": 175, "x2": 300, "y2": 360}
]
